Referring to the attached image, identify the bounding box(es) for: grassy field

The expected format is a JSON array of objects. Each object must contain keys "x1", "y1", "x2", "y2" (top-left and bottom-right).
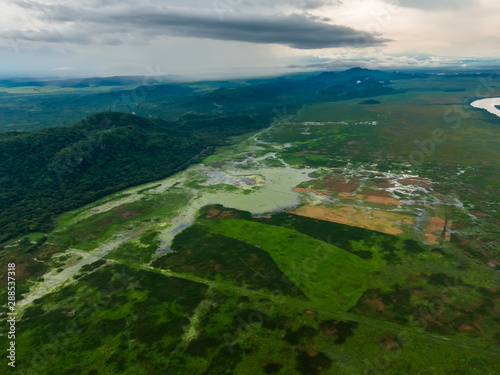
[
  {"x1": 208, "y1": 219, "x2": 370, "y2": 312},
  {"x1": 5, "y1": 203, "x2": 498, "y2": 374}
]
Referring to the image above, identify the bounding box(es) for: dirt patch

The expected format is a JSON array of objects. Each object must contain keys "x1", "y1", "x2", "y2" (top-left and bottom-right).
[
  {"x1": 398, "y1": 177, "x2": 431, "y2": 189},
  {"x1": 381, "y1": 335, "x2": 399, "y2": 350},
  {"x1": 425, "y1": 233, "x2": 439, "y2": 245},
  {"x1": 341, "y1": 140, "x2": 367, "y2": 155},
  {"x1": 365, "y1": 298, "x2": 385, "y2": 312},
  {"x1": 338, "y1": 190, "x2": 403, "y2": 205},
  {"x1": 122, "y1": 210, "x2": 141, "y2": 219},
  {"x1": 470, "y1": 210, "x2": 488, "y2": 218},
  {"x1": 205, "y1": 207, "x2": 220, "y2": 218},
  {"x1": 360, "y1": 188, "x2": 391, "y2": 198},
  {"x1": 97, "y1": 217, "x2": 114, "y2": 226},
  {"x1": 323, "y1": 177, "x2": 359, "y2": 192},
  {"x1": 204, "y1": 206, "x2": 245, "y2": 220},
  {"x1": 220, "y1": 211, "x2": 240, "y2": 219},
  {"x1": 366, "y1": 180, "x2": 393, "y2": 189},
  {"x1": 293, "y1": 204, "x2": 414, "y2": 235},
  {"x1": 12, "y1": 262, "x2": 27, "y2": 279},
  {"x1": 458, "y1": 324, "x2": 474, "y2": 332},
  {"x1": 424, "y1": 216, "x2": 451, "y2": 244},
  {"x1": 319, "y1": 320, "x2": 358, "y2": 345},
  {"x1": 410, "y1": 289, "x2": 424, "y2": 296},
  {"x1": 338, "y1": 192, "x2": 353, "y2": 198},
  {"x1": 298, "y1": 149, "x2": 321, "y2": 154},
  {"x1": 355, "y1": 194, "x2": 404, "y2": 206}
]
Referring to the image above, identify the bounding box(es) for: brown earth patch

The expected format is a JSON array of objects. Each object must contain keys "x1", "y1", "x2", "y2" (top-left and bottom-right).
[
  {"x1": 470, "y1": 210, "x2": 488, "y2": 218},
  {"x1": 369, "y1": 298, "x2": 385, "y2": 312},
  {"x1": 381, "y1": 335, "x2": 399, "y2": 350},
  {"x1": 341, "y1": 140, "x2": 367, "y2": 155},
  {"x1": 338, "y1": 192, "x2": 353, "y2": 198},
  {"x1": 204, "y1": 207, "x2": 242, "y2": 220},
  {"x1": 11, "y1": 262, "x2": 27, "y2": 279},
  {"x1": 424, "y1": 216, "x2": 451, "y2": 244},
  {"x1": 472, "y1": 320, "x2": 484, "y2": 334},
  {"x1": 256, "y1": 214, "x2": 272, "y2": 219},
  {"x1": 398, "y1": 177, "x2": 431, "y2": 189},
  {"x1": 122, "y1": 210, "x2": 141, "y2": 219},
  {"x1": 459, "y1": 324, "x2": 474, "y2": 332},
  {"x1": 205, "y1": 207, "x2": 220, "y2": 218},
  {"x1": 323, "y1": 177, "x2": 359, "y2": 192},
  {"x1": 292, "y1": 204, "x2": 414, "y2": 235},
  {"x1": 406, "y1": 274, "x2": 425, "y2": 283},
  {"x1": 360, "y1": 188, "x2": 391, "y2": 198},
  {"x1": 425, "y1": 233, "x2": 439, "y2": 245},
  {"x1": 366, "y1": 180, "x2": 393, "y2": 189},
  {"x1": 355, "y1": 194, "x2": 404, "y2": 206},
  {"x1": 455, "y1": 236, "x2": 470, "y2": 245},
  {"x1": 298, "y1": 149, "x2": 320, "y2": 154},
  {"x1": 97, "y1": 217, "x2": 114, "y2": 226}
]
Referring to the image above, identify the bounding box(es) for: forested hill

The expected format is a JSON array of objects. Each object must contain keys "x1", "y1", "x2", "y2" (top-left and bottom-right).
[{"x1": 0, "y1": 112, "x2": 270, "y2": 243}]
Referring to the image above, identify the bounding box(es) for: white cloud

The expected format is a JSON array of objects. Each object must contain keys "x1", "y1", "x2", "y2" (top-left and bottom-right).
[{"x1": 52, "y1": 66, "x2": 74, "y2": 71}]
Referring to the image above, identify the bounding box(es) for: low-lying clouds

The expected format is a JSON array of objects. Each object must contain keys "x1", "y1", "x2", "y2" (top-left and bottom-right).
[
  {"x1": 3, "y1": 2, "x2": 386, "y2": 49},
  {"x1": 288, "y1": 55, "x2": 495, "y2": 71},
  {"x1": 385, "y1": 0, "x2": 475, "y2": 10}
]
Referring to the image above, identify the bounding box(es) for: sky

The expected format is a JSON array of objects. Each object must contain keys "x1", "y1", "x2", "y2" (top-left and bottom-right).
[{"x1": 0, "y1": 0, "x2": 499, "y2": 78}]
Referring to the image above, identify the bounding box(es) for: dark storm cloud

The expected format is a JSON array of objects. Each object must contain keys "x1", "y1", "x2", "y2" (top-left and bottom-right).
[
  {"x1": 96, "y1": 11, "x2": 387, "y2": 49},
  {"x1": 6, "y1": 2, "x2": 385, "y2": 49}
]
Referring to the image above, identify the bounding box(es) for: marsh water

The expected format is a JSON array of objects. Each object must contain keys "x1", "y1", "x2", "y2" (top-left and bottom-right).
[{"x1": 156, "y1": 164, "x2": 317, "y2": 254}]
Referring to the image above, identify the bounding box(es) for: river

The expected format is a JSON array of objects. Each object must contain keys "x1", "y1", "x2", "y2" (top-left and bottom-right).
[{"x1": 470, "y1": 97, "x2": 500, "y2": 118}]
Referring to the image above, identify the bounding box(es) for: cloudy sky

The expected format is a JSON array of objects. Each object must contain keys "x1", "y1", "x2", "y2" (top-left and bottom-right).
[{"x1": 0, "y1": 0, "x2": 499, "y2": 78}]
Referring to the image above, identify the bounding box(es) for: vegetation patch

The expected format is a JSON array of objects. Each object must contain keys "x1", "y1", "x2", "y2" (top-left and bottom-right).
[{"x1": 106, "y1": 230, "x2": 160, "y2": 264}]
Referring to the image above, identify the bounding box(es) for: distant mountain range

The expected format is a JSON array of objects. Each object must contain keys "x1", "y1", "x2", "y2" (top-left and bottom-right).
[{"x1": 0, "y1": 75, "x2": 183, "y2": 88}]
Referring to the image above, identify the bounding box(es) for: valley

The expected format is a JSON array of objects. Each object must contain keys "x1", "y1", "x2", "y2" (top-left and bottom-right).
[{"x1": 1, "y1": 71, "x2": 499, "y2": 375}]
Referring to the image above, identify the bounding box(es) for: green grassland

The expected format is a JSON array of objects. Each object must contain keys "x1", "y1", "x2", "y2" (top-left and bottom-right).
[
  {"x1": 287, "y1": 77, "x2": 500, "y2": 169},
  {"x1": 50, "y1": 189, "x2": 191, "y2": 251},
  {"x1": 208, "y1": 219, "x2": 370, "y2": 312},
  {"x1": 105, "y1": 230, "x2": 160, "y2": 265},
  {"x1": 4, "y1": 204, "x2": 499, "y2": 375},
  {"x1": 14, "y1": 263, "x2": 210, "y2": 375}
]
